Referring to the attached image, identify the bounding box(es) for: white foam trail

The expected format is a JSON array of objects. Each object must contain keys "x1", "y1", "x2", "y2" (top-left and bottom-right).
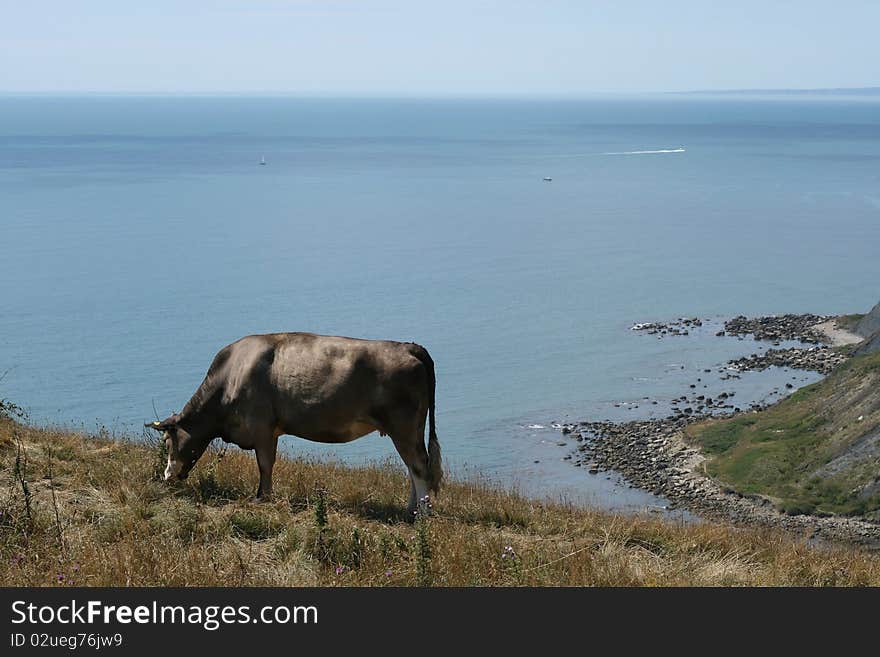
[
  {"x1": 604, "y1": 148, "x2": 686, "y2": 155},
  {"x1": 530, "y1": 148, "x2": 685, "y2": 160}
]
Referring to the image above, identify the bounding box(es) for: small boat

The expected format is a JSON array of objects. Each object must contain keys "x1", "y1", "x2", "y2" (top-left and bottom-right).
[
  {"x1": 542, "y1": 176, "x2": 552, "y2": 182},
  {"x1": 259, "y1": 156, "x2": 267, "y2": 166}
]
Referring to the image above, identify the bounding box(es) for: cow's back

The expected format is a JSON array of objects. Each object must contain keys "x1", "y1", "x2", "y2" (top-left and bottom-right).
[{"x1": 222, "y1": 333, "x2": 428, "y2": 442}]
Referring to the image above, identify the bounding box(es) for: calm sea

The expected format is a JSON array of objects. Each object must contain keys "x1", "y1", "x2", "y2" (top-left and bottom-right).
[{"x1": 2, "y1": 95, "x2": 879, "y2": 511}]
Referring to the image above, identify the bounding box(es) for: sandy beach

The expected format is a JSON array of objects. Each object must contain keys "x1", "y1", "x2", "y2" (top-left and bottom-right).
[{"x1": 814, "y1": 319, "x2": 863, "y2": 346}]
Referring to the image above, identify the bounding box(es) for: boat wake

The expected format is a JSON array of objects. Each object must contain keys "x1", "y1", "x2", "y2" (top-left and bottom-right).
[
  {"x1": 603, "y1": 148, "x2": 686, "y2": 155},
  {"x1": 532, "y1": 147, "x2": 686, "y2": 160}
]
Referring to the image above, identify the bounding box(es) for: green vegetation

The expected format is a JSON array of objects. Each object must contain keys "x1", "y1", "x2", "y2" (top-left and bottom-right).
[
  {"x1": 686, "y1": 350, "x2": 880, "y2": 518},
  {"x1": 4, "y1": 414, "x2": 880, "y2": 586}
]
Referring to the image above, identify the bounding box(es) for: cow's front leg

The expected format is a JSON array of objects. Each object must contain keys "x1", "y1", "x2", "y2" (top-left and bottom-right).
[{"x1": 255, "y1": 439, "x2": 277, "y2": 501}]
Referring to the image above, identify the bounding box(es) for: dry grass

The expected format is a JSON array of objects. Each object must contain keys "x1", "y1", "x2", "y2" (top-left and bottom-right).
[{"x1": 2, "y1": 416, "x2": 880, "y2": 587}]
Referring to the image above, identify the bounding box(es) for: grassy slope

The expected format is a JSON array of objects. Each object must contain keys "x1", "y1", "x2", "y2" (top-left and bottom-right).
[
  {"x1": 3, "y1": 416, "x2": 880, "y2": 586},
  {"x1": 686, "y1": 350, "x2": 880, "y2": 517}
]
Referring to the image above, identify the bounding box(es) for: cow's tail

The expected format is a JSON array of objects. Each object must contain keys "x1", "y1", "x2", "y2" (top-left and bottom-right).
[{"x1": 410, "y1": 343, "x2": 442, "y2": 494}]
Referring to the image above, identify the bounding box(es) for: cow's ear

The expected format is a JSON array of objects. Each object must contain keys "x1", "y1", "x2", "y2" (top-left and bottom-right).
[{"x1": 145, "y1": 415, "x2": 178, "y2": 432}]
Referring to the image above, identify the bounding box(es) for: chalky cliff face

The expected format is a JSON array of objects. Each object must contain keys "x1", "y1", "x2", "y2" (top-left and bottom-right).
[
  {"x1": 854, "y1": 303, "x2": 880, "y2": 339},
  {"x1": 853, "y1": 303, "x2": 880, "y2": 357}
]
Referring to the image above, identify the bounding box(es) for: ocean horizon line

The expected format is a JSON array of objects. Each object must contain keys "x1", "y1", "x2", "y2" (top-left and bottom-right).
[{"x1": 1, "y1": 87, "x2": 878, "y2": 100}]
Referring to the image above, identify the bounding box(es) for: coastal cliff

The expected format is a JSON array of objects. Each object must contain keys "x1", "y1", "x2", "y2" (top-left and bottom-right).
[
  {"x1": 564, "y1": 304, "x2": 880, "y2": 543},
  {"x1": 687, "y1": 349, "x2": 880, "y2": 519},
  {"x1": 854, "y1": 301, "x2": 880, "y2": 339},
  {"x1": 853, "y1": 302, "x2": 880, "y2": 356}
]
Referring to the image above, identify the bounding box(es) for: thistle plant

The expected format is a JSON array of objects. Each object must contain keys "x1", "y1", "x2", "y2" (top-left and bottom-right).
[
  {"x1": 151, "y1": 431, "x2": 168, "y2": 482},
  {"x1": 313, "y1": 486, "x2": 328, "y2": 531},
  {"x1": 501, "y1": 545, "x2": 522, "y2": 581},
  {"x1": 13, "y1": 440, "x2": 33, "y2": 534},
  {"x1": 414, "y1": 495, "x2": 432, "y2": 586}
]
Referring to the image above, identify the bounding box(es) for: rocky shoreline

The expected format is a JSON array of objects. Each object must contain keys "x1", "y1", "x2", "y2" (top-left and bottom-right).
[
  {"x1": 631, "y1": 312, "x2": 850, "y2": 374},
  {"x1": 727, "y1": 346, "x2": 848, "y2": 375},
  {"x1": 560, "y1": 416, "x2": 880, "y2": 545},
  {"x1": 630, "y1": 317, "x2": 704, "y2": 337},
  {"x1": 570, "y1": 313, "x2": 880, "y2": 545},
  {"x1": 722, "y1": 313, "x2": 829, "y2": 344}
]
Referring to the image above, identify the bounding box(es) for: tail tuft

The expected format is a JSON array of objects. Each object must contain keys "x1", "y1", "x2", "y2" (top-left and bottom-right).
[
  {"x1": 409, "y1": 343, "x2": 442, "y2": 493},
  {"x1": 428, "y1": 428, "x2": 442, "y2": 494}
]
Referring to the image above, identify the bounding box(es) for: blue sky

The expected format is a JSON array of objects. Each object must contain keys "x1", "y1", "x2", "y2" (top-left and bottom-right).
[{"x1": 1, "y1": 0, "x2": 877, "y2": 95}]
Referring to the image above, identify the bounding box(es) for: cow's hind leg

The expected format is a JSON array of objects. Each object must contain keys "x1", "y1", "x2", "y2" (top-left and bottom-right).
[
  {"x1": 407, "y1": 475, "x2": 417, "y2": 516},
  {"x1": 254, "y1": 434, "x2": 279, "y2": 501},
  {"x1": 390, "y1": 417, "x2": 431, "y2": 519}
]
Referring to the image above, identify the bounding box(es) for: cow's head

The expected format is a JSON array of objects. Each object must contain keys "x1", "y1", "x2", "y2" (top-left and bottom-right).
[{"x1": 145, "y1": 414, "x2": 209, "y2": 482}]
